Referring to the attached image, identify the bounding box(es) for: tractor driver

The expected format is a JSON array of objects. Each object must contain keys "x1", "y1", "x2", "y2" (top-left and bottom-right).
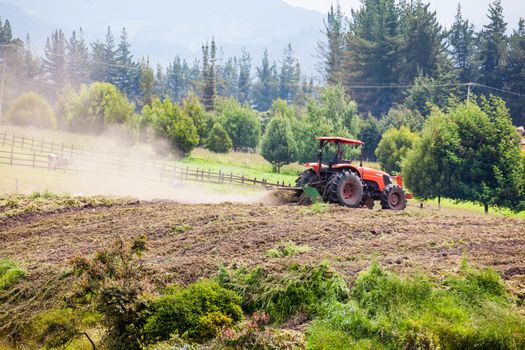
[{"x1": 330, "y1": 142, "x2": 344, "y2": 166}]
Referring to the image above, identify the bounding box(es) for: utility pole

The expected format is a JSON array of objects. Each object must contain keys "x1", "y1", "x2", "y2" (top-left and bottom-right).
[{"x1": 466, "y1": 82, "x2": 472, "y2": 103}]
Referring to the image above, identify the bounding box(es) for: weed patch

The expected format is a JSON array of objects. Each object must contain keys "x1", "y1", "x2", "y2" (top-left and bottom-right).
[
  {"x1": 0, "y1": 261, "x2": 26, "y2": 291},
  {"x1": 217, "y1": 261, "x2": 349, "y2": 322},
  {"x1": 266, "y1": 241, "x2": 311, "y2": 258},
  {"x1": 306, "y1": 262, "x2": 525, "y2": 349}
]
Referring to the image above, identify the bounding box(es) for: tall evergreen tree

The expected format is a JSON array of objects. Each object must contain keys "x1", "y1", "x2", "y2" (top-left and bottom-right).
[
  {"x1": 279, "y1": 44, "x2": 300, "y2": 102},
  {"x1": 202, "y1": 39, "x2": 217, "y2": 111},
  {"x1": 66, "y1": 29, "x2": 89, "y2": 87},
  {"x1": 139, "y1": 58, "x2": 155, "y2": 106},
  {"x1": 253, "y1": 49, "x2": 279, "y2": 111},
  {"x1": 479, "y1": 0, "x2": 508, "y2": 88},
  {"x1": 90, "y1": 40, "x2": 107, "y2": 82},
  {"x1": 448, "y1": 4, "x2": 478, "y2": 83},
  {"x1": 103, "y1": 26, "x2": 117, "y2": 84},
  {"x1": 217, "y1": 56, "x2": 238, "y2": 98},
  {"x1": 506, "y1": 19, "x2": 525, "y2": 125},
  {"x1": 115, "y1": 28, "x2": 136, "y2": 95},
  {"x1": 400, "y1": 1, "x2": 447, "y2": 82},
  {"x1": 166, "y1": 56, "x2": 186, "y2": 102},
  {"x1": 43, "y1": 29, "x2": 67, "y2": 86},
  {"x1": 237, "y1": 48, "x2": 251, "y2": 104},
  {"x1": 317, "y1": 2, "x2": 346, "y2": 84},
  {"x1": 345, "y1": 0, "x2": 404, "y2": 116}
]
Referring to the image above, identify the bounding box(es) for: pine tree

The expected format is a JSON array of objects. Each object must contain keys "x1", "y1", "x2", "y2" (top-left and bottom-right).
[
  {"x1": 479, "y1": 0, "x2": 508, "y2": 88},
  {"x1": 261, "y1": 116, "x2": 297, "y2": 173},
  {"x1": 345, "y1": 0, "x2": 404, "y2": 116},
  {"x1": 139, "y1": 58, "x2": 155, "y2": 106},
  {"x1": 166, "y1": 56, "x2": 186, "y2": 102},
  {"x1": 506, "y1": 19, "x2": 525, "y2": 125},
  {"x1": 115, "y1": 28, "x2": 136, "y2": 95},
  {"x1": 237, "y1": 48, "x2": 251, "y2": 104},
  {"x1": 103, "y1": 26, "x2": 117, "y2": 84},
  {"x1": 317, "y1": 2, "x2": 346, "y2": 84},
  {"x1": 253, "y1": 49, "x2": 279, "y2": 111},
  {"x1": 66, "y1": 29, "x2": 90, "y2": 87},
  {"x1": 279, "y1": 44, "x2": 300, "y2": 102},
  {"x1": 43, "y1": 29, "x2": 67, "y2": 86},
  {"x1": 202, "y1": 39, "x2": 217, "y2": 111},
  {"x1": 400, "y1": 1, "x2": 447, "y2": 82},
  {"x1": 90, "y1": 40, "x2": 106, "y2": 82},
  {"x1": 448, "y1": 4, "x2": 478, "y2": 83},
  {"x1": 217, "y1": 56, "x2": 238, "y2": 98}
]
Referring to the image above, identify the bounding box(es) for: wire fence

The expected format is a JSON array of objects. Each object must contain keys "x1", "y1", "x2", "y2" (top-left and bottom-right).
[{"x1": 0, "y1": 130, "x2": 295, "y2": 189}]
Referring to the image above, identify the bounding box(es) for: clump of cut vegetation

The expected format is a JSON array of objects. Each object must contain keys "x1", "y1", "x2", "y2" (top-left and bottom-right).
[
  {"x1": 0, "y1": 261, "x2": 26, "y2": 291},
  {"x1": 0, "y1": 193, "x2": 137, "y2": 218},
  {"x1": 266, "y1": 241, "x2": 311, "y2": 258},
  {"x1": 217, "y1": 261, "x2": 349, "y2": 322},
  {"x1": 300, "y1": 202, "x2": 330, "y2": 215},
  {"x1": 144, "y1": 280, "x2": 243, "y2": 344},
  {"x1": 306, "y1": 262, "x2": 525, "y2": 350}
]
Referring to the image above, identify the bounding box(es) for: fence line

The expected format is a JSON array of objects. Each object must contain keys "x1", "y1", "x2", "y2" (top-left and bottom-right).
[{"x1": 0, "y1": 130, "x2": 294, "y2": 189}]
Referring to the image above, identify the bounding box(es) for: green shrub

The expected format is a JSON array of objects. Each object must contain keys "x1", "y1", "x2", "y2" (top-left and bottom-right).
[
  {"x1": 0, "y1": 260, "x2": 26, "y2": 290},
  {"x1": 144, "y1": 279, "x2": 243, "y2": 344},
  {"x1": 375, "y1": 126, "x2": 418, "y2": 174},
  {"x1": 6, "y1": 92, "x2": 57, "y2": 129},
  {"x1": 206, "y1": 123, "x2": 232, "y2": 153},
  {"x1": 306, "y1": 263, "x2": 525, "y2": 350},
  {"x1": 217, "y1": 261, "x2": 349, "y2": 322},
  {"x1": 266, "y1": 241, "x2": 311, "y2": 258}
]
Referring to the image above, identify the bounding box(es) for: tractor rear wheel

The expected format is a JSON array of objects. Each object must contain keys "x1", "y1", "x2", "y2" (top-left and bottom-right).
[
  {"x1": 325, "y1": 171, "x2": 363, "y2": 207},
  {"x1": 380, "y1": 184, "x2": 407, "y2": 210},
  {"x1": 296, "y1": 169, "x2": 318, "y2": 187}
]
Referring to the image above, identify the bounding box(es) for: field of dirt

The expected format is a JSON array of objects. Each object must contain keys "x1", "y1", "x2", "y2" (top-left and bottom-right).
[{"x1": 2, "y1": 198, "x2": 525, "y2": 289}]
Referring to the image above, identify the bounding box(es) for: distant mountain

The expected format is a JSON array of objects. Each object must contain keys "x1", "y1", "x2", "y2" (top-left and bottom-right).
[{"x1": 0, "y1": 0, "x2": 325, "y2": 76}]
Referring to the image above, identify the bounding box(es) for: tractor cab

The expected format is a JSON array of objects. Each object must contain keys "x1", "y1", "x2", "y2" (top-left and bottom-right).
[{"x1": 296, "y1": 136, "x2": 411, "y2": 210}]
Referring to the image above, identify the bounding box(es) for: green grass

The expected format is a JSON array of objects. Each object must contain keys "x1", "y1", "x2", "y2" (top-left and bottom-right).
[
  {"x1": 179, "y1": 148, "x2": 300, "y2": 185},
  {"x1": 422, "y1": 197, "x2": 525, "y2": 219}
]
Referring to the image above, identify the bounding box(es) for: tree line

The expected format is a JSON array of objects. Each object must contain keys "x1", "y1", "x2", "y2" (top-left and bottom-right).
[
  {"x1": 318, "y1": 0, "x2": 525, "y2": 126},
  {"x1": 0, "y1": 20, "x2": 311, "y2": 114}
]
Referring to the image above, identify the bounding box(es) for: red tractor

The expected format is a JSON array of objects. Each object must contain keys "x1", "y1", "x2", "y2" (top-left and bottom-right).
[{"x1": 296, "y1": 137, "x2": 411, "y2": 210}]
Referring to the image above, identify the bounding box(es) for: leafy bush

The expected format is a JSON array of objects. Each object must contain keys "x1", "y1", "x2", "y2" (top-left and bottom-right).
[
  {"x1": 0, "y1": 260, "x2": 26, "y2": 291},
  {"x1": 67, "y1": 82, "x2": 136, "y2": 134},
  {"x1": 206, "y1": 123, "x2": 232, "y2": 153},
  {"x1": 6, "y1": 92, "x2": 56, "y2": 129},
  {"x1": 375, "y1": 126, "x2": 418, "y2": 174},
  {"x1": 143, "y1": 97, "x2": 199, "y2": 156},
  {"x1": 266, "y1": 241, "x2": 311, "y2": 258},
  {"x1": 144, "y1": 280, "x2": 243, "y2": 343},
  {"x1": 217, "y1": 261, "x2": 349, "y2": 322},
  {"x1": 306, "y1": 262, "x2": 525, "y2": 350},
  {"x1": 260, "y1": 115, "x2": 297, "y2": 173},
  {"x1": 216, "y1": 98, "x2": 261, "y2": 150}
]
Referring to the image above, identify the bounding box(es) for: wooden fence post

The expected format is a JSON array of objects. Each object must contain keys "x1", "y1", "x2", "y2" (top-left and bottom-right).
[
  {"x1": 185, "y1": 166, "x2": 189, "y2": 181},
  {"x1": 253, "y1": 177, "x2": 257, "y2": 186},
  {"x1": 11, "y1": 133, "x2": 15, "y2": 149},
  {"x1": 32, "y1": 151, "x2": 36, "y2": 168},
  {"x1": 21, "y1": 135, "x2": 25, "y2": 149},
  {"x1": 218, "y1": 170, "x2": 222, "y2": 184},
  {"x1": 208, "y1": 169, "x2": 211, "y2": 182},
  {"x1": 230, "y1": 172, "x2": 233, "y2": 184},
  {"x1": 241, "y1": 174, "x2": 245, "y2": 185},
  {"x1": 10, "y1": 142, "x2": 14, "y2": 165},
  {"x1": 41, "y1": 138, "x2": 44, "y2": 153},
  {"x1": 31, "y1": 137, "x2": 34, "y2": 151}
]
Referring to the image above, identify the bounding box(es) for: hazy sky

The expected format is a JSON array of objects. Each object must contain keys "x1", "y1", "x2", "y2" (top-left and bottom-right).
[{"x1": 283, "y1": 0, "x2": 524, "y2": 30}]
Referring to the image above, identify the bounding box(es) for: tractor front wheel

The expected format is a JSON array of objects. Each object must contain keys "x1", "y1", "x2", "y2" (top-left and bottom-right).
[
  {"x1": 380, "y1": 184, "x2": 407, "y2": 210},
  {"x1": 325, "y1": 171, "x2": 363, "y2": 207}
]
